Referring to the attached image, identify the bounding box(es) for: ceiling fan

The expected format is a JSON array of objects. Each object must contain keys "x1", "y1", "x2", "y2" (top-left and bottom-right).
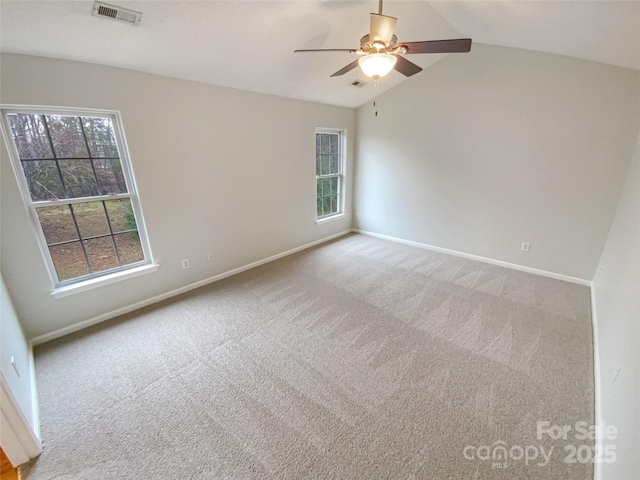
[{"x1": 294, "y1": 0, "x2": 472, "y2": 80}]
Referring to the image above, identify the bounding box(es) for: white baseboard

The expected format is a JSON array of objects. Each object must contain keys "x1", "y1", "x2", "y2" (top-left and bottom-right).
[
  {"x1": 590, "y1": 283, "x2": 602, "y2": 480},
  {"x1": 352, "y1": 229, "x2": 591, "y2": 286},
  {"x1": 30, "y1": 230, "x2": 351, "y2": 346},
  {"x1": 354, "y1": 227, "x2": 599, "y2": 480}
]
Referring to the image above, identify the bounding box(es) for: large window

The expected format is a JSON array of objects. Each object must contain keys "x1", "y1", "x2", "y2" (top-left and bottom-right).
[
  {"x1": 1, "y1": 107, "x2": 153, "y2": 292},
  {"x1": 316, "y1": 129, "x2": 345, "y2": 219}
]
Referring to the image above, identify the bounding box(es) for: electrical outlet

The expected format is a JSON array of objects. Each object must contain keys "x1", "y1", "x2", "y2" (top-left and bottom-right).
[
  {"x1": 207, "y1": 252, "x2": 214, "y2": 261},
  {"x1": 521, "y1": 242, "x2": 530, "y2": 252},
  {"x1": 181, "y1": 259, "x2": 190, "y2": 269}
]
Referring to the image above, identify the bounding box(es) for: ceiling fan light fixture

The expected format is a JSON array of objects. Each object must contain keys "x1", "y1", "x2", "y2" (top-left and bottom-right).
[{"x1": 358, "y1": 53, "x2": 397, "y2": 79}]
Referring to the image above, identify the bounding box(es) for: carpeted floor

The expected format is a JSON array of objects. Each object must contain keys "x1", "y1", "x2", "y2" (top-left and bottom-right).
[{"x1": 23, "y1": 234, "x2": 594, "y2": 479}]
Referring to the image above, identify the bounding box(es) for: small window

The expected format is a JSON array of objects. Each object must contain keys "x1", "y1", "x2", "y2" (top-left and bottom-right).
[
  {"x1": 316, "y1": 129, "x2": 345, "y2": 219},
  {"x1": 1, "y1": 107, "x2": 153, "y2": 289}
]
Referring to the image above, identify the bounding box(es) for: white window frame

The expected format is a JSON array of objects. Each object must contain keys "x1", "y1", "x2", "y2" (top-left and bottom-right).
[
  {"x1": 315, "y1": 127, "x2": 346, "y2": 223},
  {"x1": 0, "y1": 105, "x2": 156, "y2": 298}
]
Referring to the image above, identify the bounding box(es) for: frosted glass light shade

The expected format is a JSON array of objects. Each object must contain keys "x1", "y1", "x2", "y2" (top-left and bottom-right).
[{"x1": 358, "y1": 53, "x2": 397, "y2": 78}]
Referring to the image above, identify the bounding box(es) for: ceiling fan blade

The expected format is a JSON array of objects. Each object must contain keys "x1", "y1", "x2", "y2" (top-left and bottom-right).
[
  {"x1": 402, "y1": 38, "x2": 472, "y2": 54},
  {"x1": 330, "y1": 59, "x2": 360, "y2": 77},
  {"x1": 370, "y1": 13, "x2": 397, "y2": 45},
  {"x1": 393, "y1": 55, "x2": 423, "y2": 77},
  {"x1": 294, "y1": 49, "x2": 358, "y2": 53}
]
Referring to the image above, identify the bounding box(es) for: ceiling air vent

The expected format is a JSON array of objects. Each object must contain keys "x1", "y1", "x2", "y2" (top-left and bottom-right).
[
  {"x1": 350, "y1": 79, "x2": 368, "y2": 88},
  {"x1": 92, "y1": 2, "x2": 142, "y2": 26}
]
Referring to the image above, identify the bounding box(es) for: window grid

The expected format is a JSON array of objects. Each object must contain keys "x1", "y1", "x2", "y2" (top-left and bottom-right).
[
  {"x1": 34, "y1": 115, "x2": 139, "y2": 277},
  {"x1": 316, "y1": 130, "x2": 343, "y2": 219},
  {"x1": 42, "y1": 115, "x2": 72, "y2": 199},
  {"x1": 67, "y1": 201, "x2": 92, "y2": 275},
  {"x1": 2, "y1": 108, "x2": 150, "y2": 287},
  {"x1": 101, "y1": 199, "x2": 122, "y2": 265},
  {"x1": 18, "y1": 157, "x2": 121, "y2": 161},
  {"x1": 26, "y1": 115, "x2": 126, "y2": 199}
]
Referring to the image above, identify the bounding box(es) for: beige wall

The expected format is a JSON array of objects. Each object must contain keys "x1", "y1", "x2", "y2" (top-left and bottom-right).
[
  {"x1": 593, "y1": 130, "x2": 639, "y2": 479},
  {"x1": 354, "y1": 44, "x2": 640, "y2": 280},
  {"x1": 0, "y1": 53, "x2": 355, "y2": 338}
]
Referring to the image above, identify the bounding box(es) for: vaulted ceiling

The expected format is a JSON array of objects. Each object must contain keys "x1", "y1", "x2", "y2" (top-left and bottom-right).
[{"x1": 1, "y1": 1, "x2": 638, "y2": 108}]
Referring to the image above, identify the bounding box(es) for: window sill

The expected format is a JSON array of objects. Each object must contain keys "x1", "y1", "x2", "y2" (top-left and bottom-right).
[
  {"x1": 51, "y1": 263, "x2": 159, "y2": 299},
  {"x1": 316, "y1": 213, "x2": 347, "y2": 225}
]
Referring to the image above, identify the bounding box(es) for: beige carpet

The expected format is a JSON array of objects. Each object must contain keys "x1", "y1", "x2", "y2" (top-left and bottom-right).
[{"x1": 23, "y1": 234, "x2": 594, "y2": 479}]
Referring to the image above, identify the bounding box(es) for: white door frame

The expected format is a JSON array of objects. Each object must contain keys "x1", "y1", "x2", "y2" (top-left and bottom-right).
[{"x1": 0, "y1": 375, "x2": 42, "y2": 467}]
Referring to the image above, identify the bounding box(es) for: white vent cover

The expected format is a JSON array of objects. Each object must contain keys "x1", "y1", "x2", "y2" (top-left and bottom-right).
[
  {"x1": 92, "y1": 2, "x2": 142, "y2": 26},
  {"x1": 350, "y1": 80, "x2": 368, "y2": 88}
]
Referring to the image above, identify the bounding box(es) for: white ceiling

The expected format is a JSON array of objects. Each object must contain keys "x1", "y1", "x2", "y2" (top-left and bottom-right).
[
  {"x1": 1, "y1": 1, "x2": 638, "y2": 108},
  {"x1": 429, "y1": 0, "x2": 640, "y2": 72}
]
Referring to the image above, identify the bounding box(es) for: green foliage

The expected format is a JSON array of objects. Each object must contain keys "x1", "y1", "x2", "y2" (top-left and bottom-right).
[
  {"x1": 124, "y1": 202, "x2": 139, "y2": 239},
  {"x1": 111, "y1": 158, "x2": 123, "y2": 175}
]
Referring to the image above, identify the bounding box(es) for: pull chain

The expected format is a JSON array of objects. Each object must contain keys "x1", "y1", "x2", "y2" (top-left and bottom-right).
[
  {"x1": 374, "y1": 0, "x2": 385, "y2": 117},
  {"x1": 373, "y1": 77, "x2": 379, "y2": 117}
]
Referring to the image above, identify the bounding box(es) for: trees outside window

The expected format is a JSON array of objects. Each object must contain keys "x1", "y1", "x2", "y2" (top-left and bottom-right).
[
  {"x1": 316, "y1": 129, "x2": 344, "y2": 219},
  {"x1": 2, "y1": 108, "x2": 152, "y2": 287}
]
